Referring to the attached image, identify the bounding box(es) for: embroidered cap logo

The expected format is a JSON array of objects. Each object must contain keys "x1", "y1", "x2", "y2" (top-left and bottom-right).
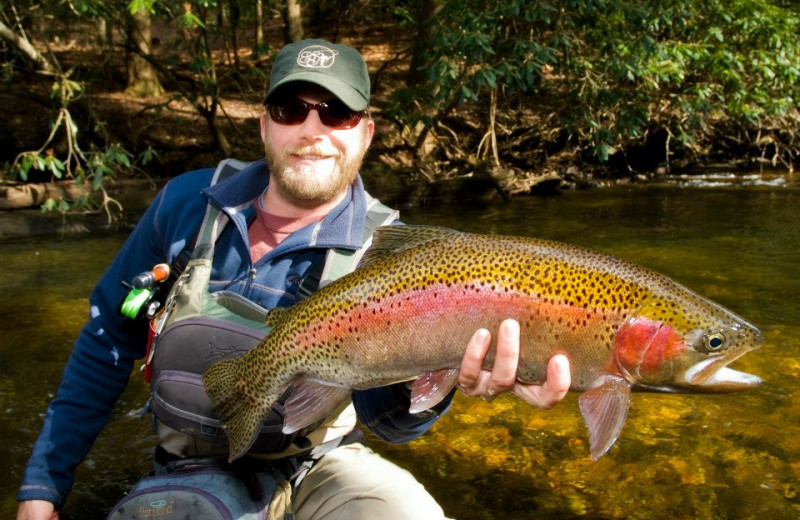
[{"x1": 297, "y1": 45, "x2": 339, "y2": 68}]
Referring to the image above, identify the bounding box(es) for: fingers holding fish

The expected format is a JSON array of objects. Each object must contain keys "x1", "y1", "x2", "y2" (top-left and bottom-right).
[
  {"x1": 512, "y1": 354, "x2": 571, "y2": 409},
  {"x1": 488, "y1": 319, "x2": 522, "y2": 398},
  {"x1": 457, "y1": 319, "x2": 570, "y2": 408},
  {"x1": 457, "y1": 327, "x2": 491, "y2": 397},
  {"x1": 458, "y1": 319, "x2": 523, "y2": 402}
]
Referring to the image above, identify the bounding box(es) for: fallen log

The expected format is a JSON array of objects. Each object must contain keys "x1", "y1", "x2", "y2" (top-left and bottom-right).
[{"x1": 0, "y1": 181, "x2": 92, "y2": 210}]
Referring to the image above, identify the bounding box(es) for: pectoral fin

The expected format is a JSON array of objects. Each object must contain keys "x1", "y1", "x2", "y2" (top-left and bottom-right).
[
  {"x1": 409, "y1": 368, "x2": 460, "y2": 413},
  {"x1": 282, "y1": 377, "x2": 352, "y2": 434},
  {"x1": 578, "y1": 375, "x2": 632, "y2": 460}
]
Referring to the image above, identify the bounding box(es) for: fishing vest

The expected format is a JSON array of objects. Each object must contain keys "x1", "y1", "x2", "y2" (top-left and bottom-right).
[{"x1": 147, "y1": 159, "x2": 399, "y2": 460}]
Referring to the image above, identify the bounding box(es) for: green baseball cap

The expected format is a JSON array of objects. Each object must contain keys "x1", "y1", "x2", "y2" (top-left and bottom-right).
[{"x1": 265, "y1": 39, "x2": 370, "y2": 111}]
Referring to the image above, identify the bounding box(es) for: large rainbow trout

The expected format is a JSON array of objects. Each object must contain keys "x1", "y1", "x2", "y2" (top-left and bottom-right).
[{"x1": 203, "y1": 225, "x2": 762, "y2": 461}]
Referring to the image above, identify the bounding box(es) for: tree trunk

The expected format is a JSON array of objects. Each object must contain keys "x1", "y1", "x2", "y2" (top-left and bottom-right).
[
  {"x1": 0, "y1": 20, "x2": 55, "y2": 73},
  {"x1": 210, "y1": 113, "x2": 232, "y2": 157},
  {"x1": 200, "y1": 25, "x2": 230, "y2": 156},
  {"x1": 408, "y1": 0, "x2": 443, "y2": 84},
  {"x1": 228, "y1": 0, "x2": 241, "y2": 71},
  {"x1": 96, "y1": 17, "x2": 112, "y2": 48},
  {"x1": 218, "y1": 1, "x2": 232, "y2": 65},
  {"x1": 255, "y1": 0, "x2": 264, "y2": 49},
  {"x1": 125, "y1": 8, "x2": 165, "y2": 98},
  {"x1": 284, "y1": 0, "x2": 304, "y2": 43}
]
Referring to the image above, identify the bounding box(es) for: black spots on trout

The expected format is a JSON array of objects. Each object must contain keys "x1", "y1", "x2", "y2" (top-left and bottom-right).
[{"x1": 644, "y1": 296, "x2": 690, "y2": 326}]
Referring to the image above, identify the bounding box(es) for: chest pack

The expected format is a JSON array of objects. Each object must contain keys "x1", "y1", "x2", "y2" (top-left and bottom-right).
[{"x1": 146, "y1": 159, "x2": 399, "y2": 459}]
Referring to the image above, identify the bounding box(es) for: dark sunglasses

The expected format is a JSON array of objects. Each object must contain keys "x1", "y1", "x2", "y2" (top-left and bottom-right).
[{"x1": 267, "y1": 98, "x2": 366, "y2": 129}]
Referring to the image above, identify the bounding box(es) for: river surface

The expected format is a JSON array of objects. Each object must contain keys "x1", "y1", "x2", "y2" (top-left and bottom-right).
[{"x1": 1, "y1": 181, "x2": 798, "y2": 519}]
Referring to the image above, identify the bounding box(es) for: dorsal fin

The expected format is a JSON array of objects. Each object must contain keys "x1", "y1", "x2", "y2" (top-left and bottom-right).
[
  {"x1": 360, "y1": 225, "x2": 462, "y2": 268},
  {"x1": 265, "y1": 307, "x2": 288, "y2": 328}
]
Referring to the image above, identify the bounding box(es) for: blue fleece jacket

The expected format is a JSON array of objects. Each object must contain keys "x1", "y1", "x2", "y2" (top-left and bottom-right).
[{"x1": 18, "y1": 159, "x2": 452, "y2": 508}]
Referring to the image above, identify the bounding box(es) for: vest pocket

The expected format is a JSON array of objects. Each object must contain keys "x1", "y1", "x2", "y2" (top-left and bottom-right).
[
  {"x1": 151, "y1": 369, "x2": 291, "y2": 450},
  {"x1": 151, "y1": 369, "x2": 226, "y2": 440}
]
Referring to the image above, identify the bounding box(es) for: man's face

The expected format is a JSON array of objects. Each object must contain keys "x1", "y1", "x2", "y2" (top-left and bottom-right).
[{"x1": 261, "y1": 84, "x2": 374, "y2": 206}]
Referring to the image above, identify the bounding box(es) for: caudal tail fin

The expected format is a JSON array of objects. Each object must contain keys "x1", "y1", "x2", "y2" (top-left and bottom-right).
[{"x1": 203, "y1": 357, "x2": 268, "y2": 462}]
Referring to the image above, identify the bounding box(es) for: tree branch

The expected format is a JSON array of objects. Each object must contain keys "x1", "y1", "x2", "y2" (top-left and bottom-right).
[{"x1": 0, "y1": 19, "x2": 55, "y2": 73}]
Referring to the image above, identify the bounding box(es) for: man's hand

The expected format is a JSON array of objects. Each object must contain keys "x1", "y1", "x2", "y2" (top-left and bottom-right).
[
  {"x1": 458, "y1": 318, "x2": 571, "y2": 408},
  {"x1": 17, "y1": 500, "x2": 58, "y2": 520}
]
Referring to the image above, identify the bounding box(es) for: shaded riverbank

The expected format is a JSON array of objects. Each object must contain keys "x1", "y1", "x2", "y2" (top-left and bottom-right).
[{"x1": 1, "y1": 167, "x2": 795, "y2": 239}]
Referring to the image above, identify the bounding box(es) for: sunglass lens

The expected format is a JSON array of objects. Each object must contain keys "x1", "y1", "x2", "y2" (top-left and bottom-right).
[
  {"x1": 269, "y1": 99, "x2": 309, "y2": 125},
  {"x1": 319, "y1": 100, "x2": 363, "y2": 128}
]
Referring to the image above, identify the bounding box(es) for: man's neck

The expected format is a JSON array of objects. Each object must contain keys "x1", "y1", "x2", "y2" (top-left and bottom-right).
[{"x1": 262, "y1": 183, "x2": 348, "y2": 221}]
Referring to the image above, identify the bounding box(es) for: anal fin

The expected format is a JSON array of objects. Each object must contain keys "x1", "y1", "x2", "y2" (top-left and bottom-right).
[
  {"x1": 409, "y1": 368, "x2": 460, "y2": 414},
  {"x1": 577, "y1": 375, "x2": 632, "y2": 460}
]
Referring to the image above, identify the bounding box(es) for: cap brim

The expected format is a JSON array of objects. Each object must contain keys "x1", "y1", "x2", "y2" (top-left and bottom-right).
[{"x1": 266, "y1": 71, "x2": 368, "y2": 111}]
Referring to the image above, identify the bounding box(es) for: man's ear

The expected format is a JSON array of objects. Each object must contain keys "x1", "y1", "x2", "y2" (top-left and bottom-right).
[
  {"x1": 364, "y1": 118, "x2": 375, "y2": 148},
  {"x1": 259, "y1": 112, "x2": 268, "y2": 142}
]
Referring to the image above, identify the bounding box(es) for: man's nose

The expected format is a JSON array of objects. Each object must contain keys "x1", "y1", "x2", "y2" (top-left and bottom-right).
[{"x1": 298, "y1": 107, "x2": 328, "y2": 135}]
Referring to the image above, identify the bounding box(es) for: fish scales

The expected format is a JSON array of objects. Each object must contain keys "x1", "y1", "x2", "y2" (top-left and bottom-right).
[
  {"x1": 270, "y1": 237, "x2": 627, "y2": 385},
  {"x1": 203, "y1": 225, "x2": 763, "y2": 462}
]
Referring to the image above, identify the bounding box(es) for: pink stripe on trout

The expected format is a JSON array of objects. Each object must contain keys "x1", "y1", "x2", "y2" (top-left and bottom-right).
[{"x1": 203, "y1": 225, "x2": 763, "y2": 462}]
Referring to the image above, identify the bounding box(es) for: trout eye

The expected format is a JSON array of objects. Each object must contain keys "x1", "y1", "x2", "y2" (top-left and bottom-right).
[{"x1": 705, "y1": 332, "x2": 726, "y2": 352}]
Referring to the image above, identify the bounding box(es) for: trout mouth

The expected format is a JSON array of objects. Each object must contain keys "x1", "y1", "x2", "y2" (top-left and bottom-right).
[{"x1": 683, "y1": 347, "x2": 762, "y2": 392}]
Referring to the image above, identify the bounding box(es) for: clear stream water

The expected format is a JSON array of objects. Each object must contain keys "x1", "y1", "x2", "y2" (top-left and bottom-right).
[{"x1": 1, "y1": 179, "x2": 798, "y2": 519}]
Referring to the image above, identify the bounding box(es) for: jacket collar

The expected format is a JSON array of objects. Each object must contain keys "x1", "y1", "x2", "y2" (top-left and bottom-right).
[{"x1": 202, "y1": 158, "x2": 368, "y2": 251}]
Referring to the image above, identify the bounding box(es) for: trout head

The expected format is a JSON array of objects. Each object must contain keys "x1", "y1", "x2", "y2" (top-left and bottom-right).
[
  {"x1": 579, "y1": 291, "x2": 763, "y2": 460},
  {"x1": 612, "y1": 295, "x2": 763, "y2": 393}
]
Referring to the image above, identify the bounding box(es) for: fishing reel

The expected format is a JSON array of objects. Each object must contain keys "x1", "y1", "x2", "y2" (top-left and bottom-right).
[{"x1": 119, "y1": 263, "x2": 171, "y2": 320}]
